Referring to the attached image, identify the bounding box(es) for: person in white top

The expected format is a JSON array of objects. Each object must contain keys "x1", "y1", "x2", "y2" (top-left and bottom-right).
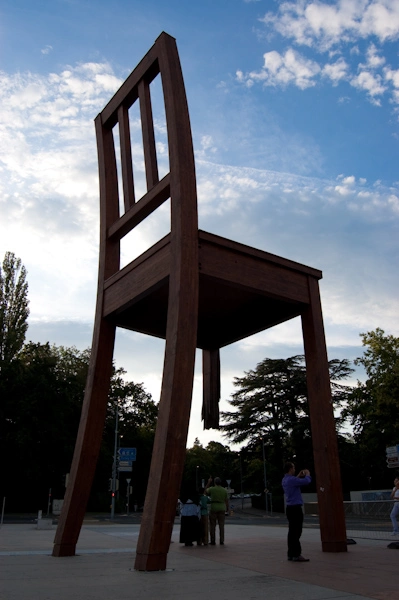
[{"x1": 389, "y1": 477, "x2": 399, "y2": 535}]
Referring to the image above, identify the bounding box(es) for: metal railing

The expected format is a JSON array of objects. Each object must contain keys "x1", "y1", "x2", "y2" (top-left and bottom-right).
[{"x1": 304, "y1": 500, "x2": 398, "y2": 540}]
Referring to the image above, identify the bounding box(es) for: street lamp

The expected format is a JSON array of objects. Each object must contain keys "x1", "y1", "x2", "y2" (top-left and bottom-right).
[
  {"x1": 110, "y1": 401, "x2": 120, "y2": 520},
  {"x1": 262, "y1": 438, "x2": 268, "y2": 515},
  {"x1": 117, "y1": 434, "x2": 123, "y2": 501},
  {"x1": 126, "y1": 478, "x2": 131, "y2": 515},
  {"x1": 196, "y1": 465, "x2": 200, "y2": 491},
  {"x1": 239, "y1": 452, "x2": 244, "y2": 510}
]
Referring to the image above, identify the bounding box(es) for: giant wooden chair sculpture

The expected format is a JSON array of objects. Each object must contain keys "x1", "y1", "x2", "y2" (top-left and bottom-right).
[{"x1": 53, "y1": 32, "x2": 347, "y2": 570}]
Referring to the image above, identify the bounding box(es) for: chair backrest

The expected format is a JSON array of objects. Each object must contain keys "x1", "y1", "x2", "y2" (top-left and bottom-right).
[{"x1": 94, "y1": 31, "x2": 199, "y2": 283}]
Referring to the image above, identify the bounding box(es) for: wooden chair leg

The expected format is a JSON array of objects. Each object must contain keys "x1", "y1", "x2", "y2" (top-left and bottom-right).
[
  {"x1": 52, "y1": 319, "x2": 116, "y2": 557},
  {"x1": 301, "y1": 277, "x2": 347, "y2": 552},
  {"x1": 134, "y1": 222, "x2": 198, "y2": 571},
  {"x1": 202, "y1": 349, "x2": 220, "y2": 429},
  {"x1": 134, "y1": 324, "x2": 197, "y2": 570}
]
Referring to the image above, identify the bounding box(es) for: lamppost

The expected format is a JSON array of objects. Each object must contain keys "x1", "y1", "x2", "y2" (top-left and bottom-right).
[
  {"x1": 196, "y1": 465, "x2": 200, "y2": 491},
  {"x1": 262, "y1": 438, "x2": 268, "y2": 515},
  {"x1": 110, "y1": 402, "x2": 120, "y2": 520},
  {"x1": 117, "y1": 434, "x2": 123, "y2": 501},
  {"x1": 126, "y1": 478, "x2": 131, "y2": 515},
  {"x1": 239, "y1": 452, "x2": 244, "y2": 510}
]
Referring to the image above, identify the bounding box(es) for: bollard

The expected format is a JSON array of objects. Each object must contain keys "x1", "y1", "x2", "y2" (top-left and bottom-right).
[{"x1": 37, "y1": 509, "x2": 53, "y2": 530}]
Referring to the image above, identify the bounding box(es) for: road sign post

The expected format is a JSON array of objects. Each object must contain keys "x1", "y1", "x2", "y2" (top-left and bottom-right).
[
  {"x1": 126, "y1": 478, "x2": 131, "y2": 515},
  {"x1": 386, "y1": 445, "x2": 399, "y2": 468}
]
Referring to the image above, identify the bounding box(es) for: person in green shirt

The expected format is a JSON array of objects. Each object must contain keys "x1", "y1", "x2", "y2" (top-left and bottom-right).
[{"x1": 204, "y1": 476, "x2": 229, "y2": 545}]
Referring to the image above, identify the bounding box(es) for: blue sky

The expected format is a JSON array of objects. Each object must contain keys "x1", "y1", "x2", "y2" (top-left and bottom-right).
[{"x1": 0, "y1": 0, "x2": 398, "y2": 448}]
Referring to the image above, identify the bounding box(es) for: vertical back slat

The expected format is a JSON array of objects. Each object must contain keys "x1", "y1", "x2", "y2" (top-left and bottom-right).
[
  {"x1": 138, "y1": 78, "x2": 159, "y2": 190},
  {"x1": 118, "y1": 105, "x2": 135, "y2": 210},
  {"x1": 96, "y1": 119, "x2": 121, "y2": 279}
]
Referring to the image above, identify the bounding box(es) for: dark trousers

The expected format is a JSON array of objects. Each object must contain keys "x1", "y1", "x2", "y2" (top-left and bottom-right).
[
  {"x1": 286, "y1": 504, "x2": 303, "y2": 558},
  {"x1": 199, "y1": 514, "x2": 209, "y2": 545},
  {"x1": 209, "y1": 511, "x2": 225, "y2": 544}
]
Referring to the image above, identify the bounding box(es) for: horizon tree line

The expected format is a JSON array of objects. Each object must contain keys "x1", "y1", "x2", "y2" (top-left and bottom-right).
[{"x1": 1, "y1": 251, "x2": 398, "y2": 511}]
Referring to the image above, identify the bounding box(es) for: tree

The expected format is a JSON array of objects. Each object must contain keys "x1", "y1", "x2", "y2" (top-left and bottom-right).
[
  {"x1": 100, "y1": 367, "x2": 158, "y2": 509},
  {"x1": 0, "y1": 342, "x2": 88, "y2": 511},
  {"x1": 221, "y1": 355, "x2": 352, "y2": 461},
  {"x1": 0, "y1": 252, "x2": 29, "y2": 370},
  {"x1": 220, "y1": 355, "x2": 353, "y2": 500},
  {"x1": 107, "y1": 367, "x2": 158, "y2": 430},
  {"x1": 342, "y1": 329, "x2": 399, "y2": 488},
  {"x1": 182, "y1": 439, "x2": 238, "y2": 499},
  {"x1": 0, "y1": 342, "x2": 157, "y2": 511}
]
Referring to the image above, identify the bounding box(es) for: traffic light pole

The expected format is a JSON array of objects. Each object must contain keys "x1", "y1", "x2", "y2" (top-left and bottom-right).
[
  {"x1": 111, "y1": 405, "x2": 119, "y2": 520},
  {"x1": 262, "y1": 439, "x2": 268, "y2": 515}
]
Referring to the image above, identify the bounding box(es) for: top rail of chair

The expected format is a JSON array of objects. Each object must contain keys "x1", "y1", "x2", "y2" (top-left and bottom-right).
[{"x1": 98, "y1": 31, "x2": 175, "y2": 129}]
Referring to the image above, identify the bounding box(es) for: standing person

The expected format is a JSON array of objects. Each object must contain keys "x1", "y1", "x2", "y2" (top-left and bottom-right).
[
  {"x1": 282, "y1": 462, "x2": 311, "y2": 562},
  {"x1": 199, "y1": 487, "x2": 210, "y2": 545},
  {"x1": 205, "y1": 476, "x2": 229, "y2": 545},
  {"x1": 179, "y1": 492, "x2": 200, "y2": 547},
  {"x1": 389, "y1": 476, "x2": 399, "y2": 536}
]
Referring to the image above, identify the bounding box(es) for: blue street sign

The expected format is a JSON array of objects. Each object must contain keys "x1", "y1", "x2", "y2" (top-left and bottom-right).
[{"x1": 118, "y1": 447, "x2": 137, "y2": 462}]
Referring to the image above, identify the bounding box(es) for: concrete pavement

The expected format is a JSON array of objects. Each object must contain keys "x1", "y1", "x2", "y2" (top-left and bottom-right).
[{"x1": 0, "y1": 518, "x2": 397, "y2": 600}]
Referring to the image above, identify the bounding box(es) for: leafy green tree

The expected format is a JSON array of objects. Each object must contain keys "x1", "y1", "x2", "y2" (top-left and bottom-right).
[
  {"x1": 221, "y1": 355, "x2": 352, "y2": 463},
  {"x1": 342, "y1": 329, "x2": 399, "y2": 488},
  {"x1": 220, "y1": 355, "x2": 353, "y2": 501},
  {"x1": 0, "y1": 342, "x2": 87, "y2": 511},
  {"x1": 182, "y1": 439, "x2": 238, "y2": 497},
  {"x1": 0, "y1": 252, "x2": 29, "y2": 370},
  {"x1": 0, "y1": 342, "x2": 157, "y2": 511},
  {"x1": 108, "y1": 367, "x2": 158, "y2": 430},
  {"x1": 99, "y1": 367, "x2": 158, "y2": 510}
]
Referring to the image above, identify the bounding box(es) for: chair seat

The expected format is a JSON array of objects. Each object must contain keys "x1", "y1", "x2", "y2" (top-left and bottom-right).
[{"x1": 103, "y1": 229, "x2": 322, "y2": 349}]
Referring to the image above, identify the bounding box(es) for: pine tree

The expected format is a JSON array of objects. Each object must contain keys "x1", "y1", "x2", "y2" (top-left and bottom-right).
[{"x1": 0, "y1": 251, "x2": 29, "y2": 370}]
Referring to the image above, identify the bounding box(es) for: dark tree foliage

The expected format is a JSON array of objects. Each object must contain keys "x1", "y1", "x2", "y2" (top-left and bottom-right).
[
  {"x1": 342, "y1": 329, "x2": 399, "y2": 488},
  {"x1": 221, "y1": 355, "x2": 352, "y2": 459},
  {"x1": 0, "y1": 343, "x2": 88, "y2": 511},
  {"x1": 220, "y1": 355, "x2": 353, "y2": 501},
  {"x1": 0, "y1": 342, "x2": 157, "y2": 512},
  {"x1": 0, "y1": 252, "x2": 29, "y2": 370},
  {"x1": 99, "y1": 367, "x2": 158, "y2": 510},
  {"x1": 183, "y1": 439, "x2": 237, "y2": 497}
]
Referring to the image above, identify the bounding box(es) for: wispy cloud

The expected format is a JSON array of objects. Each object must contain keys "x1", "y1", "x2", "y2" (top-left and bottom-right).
[
  {"x1": 322, "y1": 57, "x2": 348, "y2": 84},
  {"x1": 0, "y1": 53, "x2": 397, "y2": 449},
  {"x1": 0, "y1": 58, "x2": 397, "y2": 352},
  {"x1": 260, "y1": 1, "x2": 399, "y2": 50},
  {"x1": 238, "y1": 1, "x2": 399, "y2": 107},
  {"x1": 237, "y1": 48, "x2": 321, "y2": 89}
]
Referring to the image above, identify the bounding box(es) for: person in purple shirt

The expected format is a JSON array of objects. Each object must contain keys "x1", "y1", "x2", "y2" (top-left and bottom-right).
[{"x1": 282, "y1": 462, "x2": 311, "y2": 562}]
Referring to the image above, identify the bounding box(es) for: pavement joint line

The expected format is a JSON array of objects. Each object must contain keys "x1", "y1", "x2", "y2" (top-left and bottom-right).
[{"x1": 0, "y1": 548, "x2": 137, "y2": 556}]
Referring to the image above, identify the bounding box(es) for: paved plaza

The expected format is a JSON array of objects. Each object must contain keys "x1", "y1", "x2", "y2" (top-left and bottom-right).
[{"x1": 0, "y1": 518, "x2": 397, "y2": 600}]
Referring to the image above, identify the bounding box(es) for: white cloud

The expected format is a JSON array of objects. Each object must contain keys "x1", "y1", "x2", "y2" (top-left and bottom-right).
[
  {"x1": 0, "y1": 59, "x2": 398, "y2": 451},
  {"x1": 384, "y1": 66, "x2": 399, "y2": 103},
  {"x1": 196, "y1": 134, "x2": 218, "y2": 159},
  {"x1": 251, "y1": 1, "x2": 399, "y2": 106},
  {"x1": 350, "y1": 69, "x2": 386, "y2": 100},
  {"x1": 238, "y1": 48, "x2": 321, "y2": 89},
  {"x1": 363, "y1": 43, "x2": 386, "y2": 69},
  {"x1": 261, "y1": 1, "x2": 399, "y2": 50},
  {"x1": 196, "y1": 161, "x2": 399, "y2": 229},
  {"x1": 359, "y1": 1, "x2": 399, "y2": 42},
  {"x1": 322, "y1": 57, "x2": 348, "y2": 84},
  {"x1": 342, "y1": 175, "x2": 356, "y2": 185},
  {"x1": 388, "y1": 194, "x2": 399, "y2": 213}
]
